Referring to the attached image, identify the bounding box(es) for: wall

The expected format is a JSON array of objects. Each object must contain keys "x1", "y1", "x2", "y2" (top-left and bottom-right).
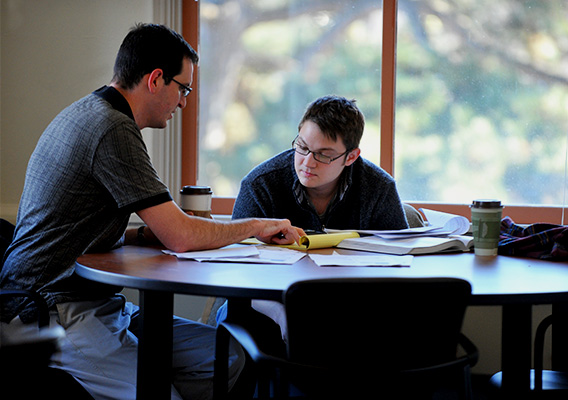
[
  {"x1": 0, "y1": 0, "x2": 553, "y2": 375},
  {"x1": 1, "y1": 0, "x2": 149, "y2": 221}
]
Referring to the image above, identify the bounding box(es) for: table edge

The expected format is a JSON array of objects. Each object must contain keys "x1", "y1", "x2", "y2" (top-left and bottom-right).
[{"x1": 75, "y1": 262, "x2": 283, "y2": 300}]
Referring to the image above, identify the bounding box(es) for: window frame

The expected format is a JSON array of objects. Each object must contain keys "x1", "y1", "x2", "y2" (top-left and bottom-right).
[{"x1": 181, "y1": 0, "x2": 566, "y2": 224}]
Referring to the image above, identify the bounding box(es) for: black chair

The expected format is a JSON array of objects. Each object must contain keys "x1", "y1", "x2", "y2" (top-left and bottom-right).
[
  {"x1": 0, "y1": 289, "x2": 95, "y2": 399},
  {"x1": 218, "y1": 277, "x2": 478, "y2": 399},
  {"x1": 533, "y1": 314, "x2": 568, "y2": 397},
  {"x1": 0, "y1": 218, "x2": 15, "y2": 268},
  {"x1": 1, "y1": 217, "x2": 94, "y2": 399},
  {"x1": 488, "y1": 311, "x2": 568, "y2": 399}
]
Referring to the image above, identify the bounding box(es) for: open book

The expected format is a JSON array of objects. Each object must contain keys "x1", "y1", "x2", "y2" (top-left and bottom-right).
[
  {"x1": 351, "y1": 208, "x2": 471, "y2": 239},
  {"x1": 336, "y1": 234, "x2": 473, "y2": 255}
]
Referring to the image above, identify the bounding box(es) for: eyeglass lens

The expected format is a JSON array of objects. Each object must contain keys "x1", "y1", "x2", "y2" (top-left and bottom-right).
[
  {"x1": 292, "y1": 137, "x2": 341, "y2": 164},
  {"x1": 171, "y1": 78, "x2": 192, "y2": 97}
]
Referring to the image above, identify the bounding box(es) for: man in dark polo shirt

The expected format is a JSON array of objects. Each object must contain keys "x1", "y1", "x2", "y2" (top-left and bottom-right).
[{"x1": 0, "y1": 23, "x2": 303, "y2": 400}]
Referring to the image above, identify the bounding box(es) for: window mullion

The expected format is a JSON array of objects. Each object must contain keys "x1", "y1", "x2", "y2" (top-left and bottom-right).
[{"x1": 380, "y1": 0, "x2": 397, "y2": 177}]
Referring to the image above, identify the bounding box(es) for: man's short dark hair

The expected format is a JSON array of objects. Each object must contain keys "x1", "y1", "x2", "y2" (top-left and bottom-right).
[
  {"x1": 298, "y1": 95, "x2": 365, "y2": 151},
  {"x1": 112, "y1": 23, "x2": 199, "y2": 90}
]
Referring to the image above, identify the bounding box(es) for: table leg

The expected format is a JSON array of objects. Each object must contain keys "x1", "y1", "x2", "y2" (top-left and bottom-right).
[
  {"x1": 214, "y1": 321, "x2": 230, "y2": 400},
  {"x1": 552, "y1": 302, "x2": 568, "y2": 371},
  {"x1": 137, "y1": 290, "x2": 174, "y2": 400},
  {"x1": 213, "y1": 298, "x2": 251, "y2": 400},
  {"x1": 501, "y1": 304, "x2": 532, "y2": 395}
]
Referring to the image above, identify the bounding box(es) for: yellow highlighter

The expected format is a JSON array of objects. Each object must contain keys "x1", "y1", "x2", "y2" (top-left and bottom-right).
[
  {"x1": 241, "y1": 231, "x2": 360, "y2": 250},
  {"x1": 284, "y1": 231, "x2": 360, "y2": 251}
]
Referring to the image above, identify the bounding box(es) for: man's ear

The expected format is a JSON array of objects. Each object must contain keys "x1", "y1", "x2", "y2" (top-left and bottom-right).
[
  {"x1": 344, "y1": 148, "x2": 361, "y2": 166},
  {"x1": 147, "y1": 69, "x2": 164, "y2": 94}
]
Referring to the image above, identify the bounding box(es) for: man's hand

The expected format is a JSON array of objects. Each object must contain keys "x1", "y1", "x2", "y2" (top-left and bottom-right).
[{"x1": 253, "y1": 219, "x2": 306, "y2": 245}]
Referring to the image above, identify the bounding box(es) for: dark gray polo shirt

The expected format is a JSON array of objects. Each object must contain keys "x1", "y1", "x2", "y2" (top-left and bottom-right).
[{"x1": 1, "y1": 86, "x2": 172, "y2": 322}]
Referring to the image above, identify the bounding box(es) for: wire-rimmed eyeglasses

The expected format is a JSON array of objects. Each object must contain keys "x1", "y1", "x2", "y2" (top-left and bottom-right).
[
  {"x1": 171, "y1": 78, "x2": 192, "y2": 97},
  {"x1": 292, "y1": 136, "x2": 350, "y2": 164}
]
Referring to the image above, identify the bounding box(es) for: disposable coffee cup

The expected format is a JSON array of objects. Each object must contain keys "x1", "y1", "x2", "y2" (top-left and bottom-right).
[
  {"x1": 180, "y1": 185, "x2": 213, "y2": 218},
  {"x1": 470, "y1": 199, "x2": 503, "y2": 256}
]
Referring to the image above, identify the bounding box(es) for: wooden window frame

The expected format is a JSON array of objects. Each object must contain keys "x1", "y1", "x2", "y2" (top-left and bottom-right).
[{"x1": 181, "y1": 0, "x2": 566, "y2": 224}]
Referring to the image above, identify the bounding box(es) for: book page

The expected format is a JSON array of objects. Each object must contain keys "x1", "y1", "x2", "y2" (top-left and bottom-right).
[
  {"x1": 352, "y1": 209, "x2": 471, "y2": 239},
  {"x1": 419, "y1": 208, "x2": 471, "y2": 235}
]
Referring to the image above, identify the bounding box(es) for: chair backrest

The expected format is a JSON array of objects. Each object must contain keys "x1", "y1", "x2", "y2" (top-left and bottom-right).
[
  {"x1": 0, "y1": 289, "x2": 50, "y2": 328},
  {"x1": 284, "y1": 277, "x2": 471, "y2": 375},
  {"x1": 403, "y1": 203, "x2": 425, "y2": 228},
  {"x1": 0, "y1": 289, "x2": 94, "y2": 399},
  {"x1": 0, "y1": 218, "x2": 16, "y2": 269}
]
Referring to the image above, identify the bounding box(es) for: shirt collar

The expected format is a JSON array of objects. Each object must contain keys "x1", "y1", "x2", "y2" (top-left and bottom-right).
[{"x1": 93, "y1": 86, "x2": 135, "y2": 121}]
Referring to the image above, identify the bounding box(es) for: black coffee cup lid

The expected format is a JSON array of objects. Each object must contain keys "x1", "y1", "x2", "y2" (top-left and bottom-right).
[
  {"x1": 180, "y1": 185, "x2": 212, "y2": 195},
  {"x1": 471, "y1": 199, "x2": 501, "y2": 208}
]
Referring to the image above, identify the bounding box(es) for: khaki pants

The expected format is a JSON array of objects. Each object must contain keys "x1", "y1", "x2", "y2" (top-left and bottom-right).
[{"x1": 2, "y1": 295, "x2": 245, "y2": 400}]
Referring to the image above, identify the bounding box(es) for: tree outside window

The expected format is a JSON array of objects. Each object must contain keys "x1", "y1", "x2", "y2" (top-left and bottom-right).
[{"x1": 195, "y1": 0, "x2": 568, "y2": 220}]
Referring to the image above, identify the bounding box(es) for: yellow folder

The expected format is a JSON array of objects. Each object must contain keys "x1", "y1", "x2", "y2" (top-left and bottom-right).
[{"x1": 241, "y1": 231, "x2": 360, "y2": 251}]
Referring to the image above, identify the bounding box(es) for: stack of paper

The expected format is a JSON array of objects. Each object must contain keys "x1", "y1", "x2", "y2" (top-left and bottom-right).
[
  {"x1": 336, "y1": 209, "x2": 474, "y2": 255},
  {"x1": 163, "y1": 243, "x2": 412, "y2": 267},
  {"x1": 163, "y1": 245, "x2": 305, "y2": 264},
  {"x1": 353, "y1": 209, "x2": 471, "y2": 239}
]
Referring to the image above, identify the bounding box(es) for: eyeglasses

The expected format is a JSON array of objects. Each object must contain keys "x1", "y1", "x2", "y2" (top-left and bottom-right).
[
  {"x1": 171, "y1": 78, "x2": 192, "y2": 97},
  {"x1": 292, "y1": 136, "x2": 350, "y2": 164}
]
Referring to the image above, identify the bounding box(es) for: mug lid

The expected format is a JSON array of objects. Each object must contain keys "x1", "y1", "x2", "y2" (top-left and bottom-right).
[
  {"x1": 180, "y1": 185, "x2": 212, "y2": 195},
  {"x1": 471, "y1": 199, "x2": 501, "y2": 208}
]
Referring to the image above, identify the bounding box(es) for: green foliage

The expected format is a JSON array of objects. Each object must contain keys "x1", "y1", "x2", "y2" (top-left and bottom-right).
[{"x1": 199, "y1": 0, "x2": 568, "y2": 206}]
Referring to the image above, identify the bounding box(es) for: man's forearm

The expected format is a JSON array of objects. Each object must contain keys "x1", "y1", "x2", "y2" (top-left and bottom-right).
[
  {"x1": 137, "y1": 201, "x2": 302, "y2": 253},
  {"x1": 172, "y1": 217, "x2": 261, "y2": 252}
]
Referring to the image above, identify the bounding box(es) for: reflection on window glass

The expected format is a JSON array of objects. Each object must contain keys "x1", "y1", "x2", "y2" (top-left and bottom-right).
[
  {"x1": 396, "y1": 0, "x2": 568, "y2": 205},
  {"x1": 199, "y1": 0, "x2": 383, "y2": 196}
]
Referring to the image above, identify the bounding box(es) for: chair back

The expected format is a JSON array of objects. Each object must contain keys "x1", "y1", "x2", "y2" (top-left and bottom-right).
[
  {"x1": 0, "y1": 289, "x2": 94, "y2": 399},
  {"x1": 0, "y1": 218, "x2": 15, "y2": 269},
  {"x1": 284, "y1": 277, "x2": 471, "y2": 378}
]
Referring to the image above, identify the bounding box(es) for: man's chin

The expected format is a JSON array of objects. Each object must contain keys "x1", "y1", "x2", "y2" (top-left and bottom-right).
[
  {"x1": 299, "y1": 177, "x2": 318, "y2": 188},
  {"x1": 149, "y1": 121, "x2": 168, "y2": 129}
]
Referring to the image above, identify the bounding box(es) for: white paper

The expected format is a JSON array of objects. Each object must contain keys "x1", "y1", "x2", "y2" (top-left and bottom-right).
[
  {"x1": 420, "y1": 208, "x2": 471, "y2": 235},
  {"x1": 163, "y1": 245, "x2": 259, "y2": 260},
  {"x1": 241, "y1": 247, "x2": 306, "y2": 264},
  {"x1": 355, "y1": 225, "x2": 444, "y2": 238},
  {"x1": 163, "y1": 245, "x2": 305, "y2": 264},
  {"x1": 347, "y1": 209, "x2": 471, "y2": 239},
  {"x1": 309, "y1": 252, "x2": 413, "y2": 267}
]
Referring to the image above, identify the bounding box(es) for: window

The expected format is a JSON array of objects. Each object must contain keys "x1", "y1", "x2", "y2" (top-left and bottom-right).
[
  {"x1": 195, "y1": 1, "x2": 383, "y2": 192},
  {"x1": 395, "y1": 0, "x2": 568, "y2": 220},
  {"x1": 182, "y1": 0, "x2": 568, "y2": 224}
]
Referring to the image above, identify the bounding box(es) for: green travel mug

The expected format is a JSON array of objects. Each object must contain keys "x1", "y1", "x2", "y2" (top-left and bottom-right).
[{"x1": 470, "y1": 199, "x2": 503, "y2": 256}]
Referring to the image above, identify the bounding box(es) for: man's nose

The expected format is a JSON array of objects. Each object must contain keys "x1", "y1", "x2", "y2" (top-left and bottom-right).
[{"x1": 303, "y1": 151, "x2": 317, "y2": 167}]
